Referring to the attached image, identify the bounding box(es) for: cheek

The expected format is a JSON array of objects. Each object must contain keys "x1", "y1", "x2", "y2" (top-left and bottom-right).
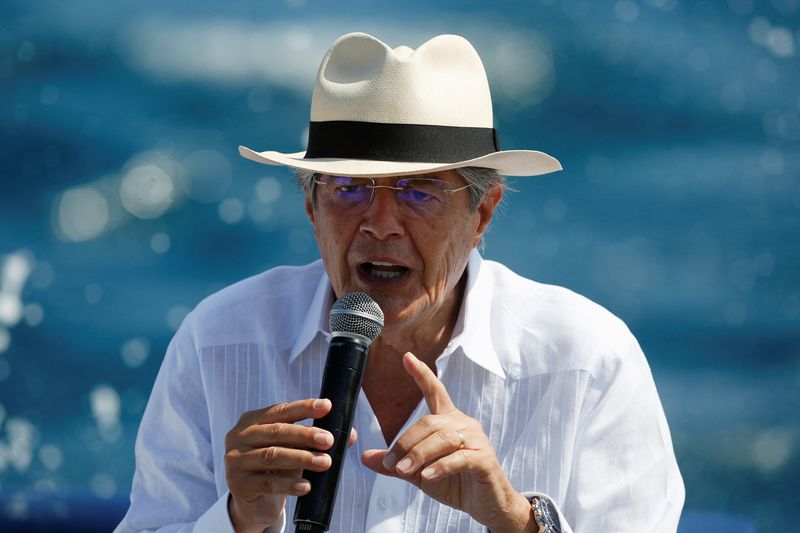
[
  {"x1": 422, "y1": 214, "x2": 478, "y2": 293},
  {"x1": 312, "y1": 214, "x2": 352, "y2": 288}
]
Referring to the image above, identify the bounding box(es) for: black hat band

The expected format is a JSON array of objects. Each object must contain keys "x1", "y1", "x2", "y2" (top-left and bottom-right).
[{"x1": 304, "y1": 120, "x2": 500, "y2": 163}]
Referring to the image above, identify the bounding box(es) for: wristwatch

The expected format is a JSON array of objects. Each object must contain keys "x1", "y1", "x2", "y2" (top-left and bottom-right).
[{"x1": 530, "y1": 496, "x2": 561, "y2": 533}]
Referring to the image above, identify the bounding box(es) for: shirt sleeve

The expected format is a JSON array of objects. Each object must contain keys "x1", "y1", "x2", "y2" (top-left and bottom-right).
[
  {"x1": 114, "y1": 314, "x2": 288, "y2": 533},
  {"x1": 559, "y1": 337, "x2": 685, "y2": 532}
]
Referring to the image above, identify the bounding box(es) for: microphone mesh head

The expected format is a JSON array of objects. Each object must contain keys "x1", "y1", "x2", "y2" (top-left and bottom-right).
[{"x1": 329, "y1": 292, "x2": 384, "y2": 342}]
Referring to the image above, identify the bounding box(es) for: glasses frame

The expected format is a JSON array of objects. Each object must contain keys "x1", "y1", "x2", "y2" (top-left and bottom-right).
[{"x1": 313, "y1": 175, "x2": 472, "y2": 215}]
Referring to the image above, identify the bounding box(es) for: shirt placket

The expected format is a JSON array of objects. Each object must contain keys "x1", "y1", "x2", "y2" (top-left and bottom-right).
[{"x1": 361, "y1": 350, "x2": 456, "y2": 533}]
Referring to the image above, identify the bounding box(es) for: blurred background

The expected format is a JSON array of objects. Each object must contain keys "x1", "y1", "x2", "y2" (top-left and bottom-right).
[{"x1": 1, "y1": 0, "x2": 798, "y2": 531}]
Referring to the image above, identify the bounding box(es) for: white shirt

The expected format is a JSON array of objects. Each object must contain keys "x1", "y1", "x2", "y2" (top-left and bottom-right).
[{"x1": 116, "y1": 250, "x2": 684, "y2": 533}]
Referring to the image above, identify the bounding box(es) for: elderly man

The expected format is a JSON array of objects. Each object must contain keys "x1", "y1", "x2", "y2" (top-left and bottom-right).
[{"x1": 117, "y1": 33, "x2": 684, "y2": 532}]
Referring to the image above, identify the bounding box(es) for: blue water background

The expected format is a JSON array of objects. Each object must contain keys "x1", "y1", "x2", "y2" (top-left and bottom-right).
[{"x1": 1, "y1": 0, "x2": 798, "y2": 531}]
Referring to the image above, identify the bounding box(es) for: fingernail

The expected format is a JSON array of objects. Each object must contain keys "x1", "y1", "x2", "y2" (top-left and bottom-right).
[
  {"x1": 396, "y1": 457, "x2": 413, "y2": 474},
  {"x1": 314, "y1": 431, "x2": 333, "y2": 447},
  {"x1": 382, "y1": 452, "x2": 397, "y2": 469},
  {"x1": 312, "y1": 454, "x2": 330, "y2": 468},
  {"x1": 313, "y1": 398, "x2": 329, "y2": 410},
  {"x1": 421, "y1": 467, "x2": 437, "y2": 480},
  {"x1": 294, "y1": 480, "x2": 310, "y2": 493}
]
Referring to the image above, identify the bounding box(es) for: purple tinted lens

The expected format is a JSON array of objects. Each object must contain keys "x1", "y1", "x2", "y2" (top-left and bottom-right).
[
  {"x1": 395, "y1": 179, "x2": 445, "y2": 206},
  {"x1": 396, "y1": 188, "x2": 436, "y2": 204},
  {"x1": 331, "y1": 177, "x2": 371, "y2": 207}
]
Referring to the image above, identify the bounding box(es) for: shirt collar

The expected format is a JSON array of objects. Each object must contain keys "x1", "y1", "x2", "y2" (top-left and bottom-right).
[
  {"x1": 287, "y1": 249, "x2": 506, "y2": 379},
  {"x1": 288, "y1": 268, "x2": 333, "y2": 364},
  {"x1": 448, "y1": 249, "x2": 506, "y2": 378}
]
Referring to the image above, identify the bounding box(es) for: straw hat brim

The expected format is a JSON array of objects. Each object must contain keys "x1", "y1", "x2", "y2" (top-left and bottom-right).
[{"x1": 238, "y1": 146, "x2": 562, "y2": 177}]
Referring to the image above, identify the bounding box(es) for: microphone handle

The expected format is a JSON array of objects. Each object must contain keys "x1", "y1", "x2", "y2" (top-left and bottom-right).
[{"x1": 293, "y1": 336, "x2": 370, "y2": 532}]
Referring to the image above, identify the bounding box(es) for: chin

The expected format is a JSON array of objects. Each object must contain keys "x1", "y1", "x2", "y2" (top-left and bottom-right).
[
  {"x1": 375, "y1": 298, "x2": 432, "y2": 331},
  {"x1": 364, "y1": 293, "x2": 421, "y2": 329}
]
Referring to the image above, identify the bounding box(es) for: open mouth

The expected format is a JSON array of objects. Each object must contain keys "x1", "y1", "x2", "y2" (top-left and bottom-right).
[{"x1": 359, "y1": 261, "x2": 410, "y2": 280}]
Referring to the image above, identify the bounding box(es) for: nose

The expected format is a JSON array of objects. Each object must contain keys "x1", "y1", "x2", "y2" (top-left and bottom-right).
[{"x1": 359, "y1": 187, "x2": 405, "y2": 240}]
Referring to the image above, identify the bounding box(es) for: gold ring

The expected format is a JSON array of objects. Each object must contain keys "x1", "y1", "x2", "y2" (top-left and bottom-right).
[{"x1": 456, "y1": 430, "x2": 465, "y2": 450}]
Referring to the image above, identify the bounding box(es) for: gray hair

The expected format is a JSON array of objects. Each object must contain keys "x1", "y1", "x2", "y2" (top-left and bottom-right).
[{"x1": 296, "y1": 167, "x2": 505, "y2": 212}]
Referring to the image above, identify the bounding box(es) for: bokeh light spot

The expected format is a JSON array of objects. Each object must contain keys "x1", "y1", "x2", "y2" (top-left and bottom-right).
[
  {"x1": 749, "y1": 17, "x2": 771, "y2": 47},
  {"x1": 753, "y1": 428, "x2": 793, "y2": 472},
  {"x1": 615, "y1": 0, "x2": 640, "y2": 22},
  {"x1": 23, "y1": 303, "x2": 44, "y2": 327},
  {"x1": 760, "y1": 148, "x2": 784, "y2": 175},
  {"x1": 90, "y1": 384, "x2": 121, "y2": 431},
  {"x1": 218, "y1": 197, "x2": 245, "y2": 224},
  {"x1": 167, "y1": 305, "x2": 190, "y2": 331},
  {"x1": 645, "y1": 0, "x2": 677, "y2": 10},
  {"x1": 255, "y1": 177, "x2": 282, "y2": 204},
  {"x1": 755, "y1": 58, "x2": 779, "y2": 84},
  {"x1": 84, "y1": 284, "x2": 103, "y2": 304},
  {"x1": 766, "y1": 27, "x2": 795, "y2": 58},
  {"x1": 17, "y1": 41, "x2": 35, "y2": 62},
  {"x1": 543, "y1": 198, "x2": 567, "y2": 222},
  {"x1": 40, "y1": 84, "x2": 59, "y2": 105},
  {"x1": 0, "y1": 329, "x2": 10, "y2": 354},
  {"x1": 122, "y1": 388, "x2": 147, "y2": 416},
  {"x1": 150, "y1": 232, "x2": 171, "y2": 254},
  {"x1": 0, "y1": 293, "x2": 23, "y2": 327},
  {"x1": 56, "y1": 187, "x2": 110, "y2": 242},
  {"x1": 720, "y1": 83, "x2": 746, "y2": 113},
  {"x1": 728, "y1": 0, "x2": 754, "y2": 15},
  {"x1": 90, "y1": 473, "x2": 117, "y2": 499},
  {"x1": 2, "y1": 252, "x2": 33, "y2": 293},
  {"x1": 248, "y1": 199, "x2": 273, "y2": 223},
  {"x1": 6, "y1": 417, "x2": 37, "y2": 473},
  {"x1": 5, "y1": 494, "x2": 28, "y2": 520},
  {"x1": 39, "y1": 443, "x2": 63, "y2": 471},
  {"x1": 120, "y1": 164, "x2": 176, "y2": 219},
  {"x1": 121, "y1": 338, "x2": 150, "y2": 368},
  {"x1": 30, "y1": 261, "x2": 54, "y2": 290}
]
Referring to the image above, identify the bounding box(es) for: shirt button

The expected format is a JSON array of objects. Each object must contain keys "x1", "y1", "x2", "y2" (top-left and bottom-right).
[{"x1": 378, "y1": 496, "x2": 391, "y2": 510}]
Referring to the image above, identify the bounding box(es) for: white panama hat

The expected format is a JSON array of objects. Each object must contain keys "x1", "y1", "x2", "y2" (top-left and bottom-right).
[{"x1": 239, "y1": 32, "x2": 562, "y2": 177}]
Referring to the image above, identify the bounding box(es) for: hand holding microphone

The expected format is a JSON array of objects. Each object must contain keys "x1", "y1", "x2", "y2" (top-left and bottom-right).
[
  {"x1": 224, "y1": 398, "x2": 344, "y2": 532},
  {"x1": 222, "y1": 292, "x2": 383, "y2": 533}
]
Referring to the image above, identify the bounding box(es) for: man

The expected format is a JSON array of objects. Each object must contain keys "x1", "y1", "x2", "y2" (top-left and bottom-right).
[{"x1": 117, "y1": 32, "x2": 684, "y2": 532}]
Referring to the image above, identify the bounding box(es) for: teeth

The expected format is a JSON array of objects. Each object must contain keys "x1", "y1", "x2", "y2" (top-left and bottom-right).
[
  {"x1": 363, "y1": 261, "x2": 407, "y2": 280},
  {"x1": 371, "y1": 269, "x2": 403, "y2": 279}
]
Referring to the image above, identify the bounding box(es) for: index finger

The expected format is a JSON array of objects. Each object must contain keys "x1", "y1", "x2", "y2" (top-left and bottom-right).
[
  {"x1": 402, "y1": 352, "x2": 456, "y2": 414},
  {"x1": 242, "y1": 398, "x2": 332, "y2": 426}
]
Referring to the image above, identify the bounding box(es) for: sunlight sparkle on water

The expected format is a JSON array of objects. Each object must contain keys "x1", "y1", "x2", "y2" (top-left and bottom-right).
[{"x1": 57, "y1": 187, "x2": 110, "y2": 241}]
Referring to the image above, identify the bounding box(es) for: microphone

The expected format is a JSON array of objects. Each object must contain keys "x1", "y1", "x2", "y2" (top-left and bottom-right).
[{"x1": 293, "y1": 292, "x2": 384, "y2": 533}]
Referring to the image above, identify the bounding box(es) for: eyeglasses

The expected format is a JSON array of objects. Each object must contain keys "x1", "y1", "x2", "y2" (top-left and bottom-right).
[{"x1": 313, "y1": 175, "x2": 471, "y2": 218}]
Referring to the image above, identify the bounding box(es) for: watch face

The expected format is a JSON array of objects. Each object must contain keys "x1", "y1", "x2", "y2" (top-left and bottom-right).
[{"x1": 533, "y1": 496, "x2": 562, "y2": 533}]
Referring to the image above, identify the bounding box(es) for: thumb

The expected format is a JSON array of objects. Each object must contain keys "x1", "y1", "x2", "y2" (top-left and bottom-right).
[{"x1": 361, "y1": 449, "x2": 399, "y2": 477}]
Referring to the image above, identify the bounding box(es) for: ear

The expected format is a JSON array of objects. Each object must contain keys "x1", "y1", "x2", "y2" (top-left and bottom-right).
[
  {"x1": 305, "y1": 192, "x2": 316, "y2": 226},
  {"x1": 472, "y1": 185, "x2": 503, "y2": 248}
]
